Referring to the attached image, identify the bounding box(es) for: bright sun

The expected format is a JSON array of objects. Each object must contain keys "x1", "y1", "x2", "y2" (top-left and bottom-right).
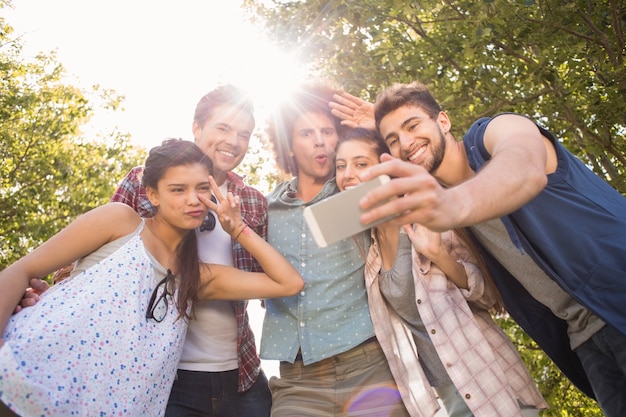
[
  {"x1": 4, "y1": 0, "x2": 310, "y2": 150},
  {"x1": 215, "y1": 29, "x2": 308, "y2": 123},
  {"x1": 4, "y1": 0, "x2": 308, "y2": 378}
]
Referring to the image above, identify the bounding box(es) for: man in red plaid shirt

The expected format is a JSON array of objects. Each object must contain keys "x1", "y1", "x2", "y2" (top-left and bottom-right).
[{"x1": 57, "y1": 85, "x2": 270, "y2": 417}]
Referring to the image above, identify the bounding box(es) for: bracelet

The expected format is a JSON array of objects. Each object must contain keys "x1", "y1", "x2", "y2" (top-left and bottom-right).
[{"x1": 234, "y1": 224, "x2": 248, "y2": 240}]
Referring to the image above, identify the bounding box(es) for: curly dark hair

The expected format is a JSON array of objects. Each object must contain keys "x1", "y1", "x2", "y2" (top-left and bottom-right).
[{"x1": 265, "y1": 80, "x2": 345, "y2": 176}]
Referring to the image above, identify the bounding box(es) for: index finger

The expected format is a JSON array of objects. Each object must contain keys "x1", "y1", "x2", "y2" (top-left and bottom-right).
[{"x1": 207, "y1": 176, "x2": 224, "y2": 202}]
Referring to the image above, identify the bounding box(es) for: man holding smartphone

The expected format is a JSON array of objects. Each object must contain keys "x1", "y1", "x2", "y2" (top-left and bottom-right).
[{"x1": 331, "y1": 82, "x2": 626, "y2": 417}]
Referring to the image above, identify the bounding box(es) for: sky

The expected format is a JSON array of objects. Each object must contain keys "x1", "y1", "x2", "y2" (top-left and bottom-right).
[
  {"x1": 2, "y1": 0, "x2": 306, "y2": 151},
  {"x1": 2, "y1": 0, "x2": 309, "y2": 378}
]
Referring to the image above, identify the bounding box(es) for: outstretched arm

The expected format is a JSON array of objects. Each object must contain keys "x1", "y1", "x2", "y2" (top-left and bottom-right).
[
  {"x1": 329, "y1": 92, "x2": 376, "y2": 130},
  {"x1": 359, "y1": 115, "x2": 551, "y2": 231},
  {"x1": 196, "y1": 178, "x2": 304, "y2": 301}
]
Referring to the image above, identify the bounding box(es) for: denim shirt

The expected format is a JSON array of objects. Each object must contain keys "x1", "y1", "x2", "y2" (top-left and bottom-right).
[{"x1": 260, "y1": 178, "x2": 374, "y2": 365}]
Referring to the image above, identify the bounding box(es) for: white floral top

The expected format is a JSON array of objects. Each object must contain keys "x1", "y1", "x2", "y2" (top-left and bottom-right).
[{"x1": 0, "y1": 222, "x2": 188, "y2": 416}]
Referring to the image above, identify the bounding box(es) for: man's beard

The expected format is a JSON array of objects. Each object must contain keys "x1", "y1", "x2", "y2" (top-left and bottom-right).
[{"x1": 426, "y1": 130, "x2": 446, "y2": 174}]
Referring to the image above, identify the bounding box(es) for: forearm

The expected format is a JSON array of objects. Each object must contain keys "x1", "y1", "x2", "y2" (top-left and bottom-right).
[
  {"x1": 0, "y1": 265, "x2": 31, "y2": 336},
  {"x1": 453, "y1": 115, "x2": 549, "y2": 226},
  {"x1": 446, "y1": 151, "x2": 546, "y2": 227},
  {"x1": 427, "y1": 250, "x2": 468, "y2": 289}
]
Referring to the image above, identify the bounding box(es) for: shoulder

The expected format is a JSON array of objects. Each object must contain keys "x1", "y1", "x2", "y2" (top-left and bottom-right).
[
  {"x1": 112, "y1": 166, "x2": 145, "y2": 198},
  {"x1": 485, "y1": 113, "x2": 540, "y2": 135},
  {"x1": 227, "y1": 173, "x2": 266, "y2": 201},
  {"x1": 87, "y1": 203, "x2": 142, "y2": 231},
  {"x1": 465, "y1": 113, "x2": 535, "y2": 139},
  {"x1": 122, "y1": 166, "x2": 145, "y2": 182},
  {"x1": 464, "y1": 113, "x2": 543, "y2": 162},
  {"x1": 267, "y1": 180, "x2": 292, "y2": 200}
]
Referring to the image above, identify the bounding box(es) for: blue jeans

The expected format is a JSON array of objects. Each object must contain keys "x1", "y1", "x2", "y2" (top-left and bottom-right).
[
  {"x1": 165, "y1": 369, "x2": 272, "y2": 417},
  {"x1": 575, "y1": 324, "x2": 626, "y2": 417}
]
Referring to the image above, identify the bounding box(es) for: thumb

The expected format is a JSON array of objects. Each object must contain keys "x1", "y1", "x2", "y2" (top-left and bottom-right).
[{"x1": 380, "y1": 153, "x2": 394, "y2": 162}]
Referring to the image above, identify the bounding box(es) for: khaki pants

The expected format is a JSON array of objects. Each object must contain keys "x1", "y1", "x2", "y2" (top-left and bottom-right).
[{"x1": 269, "y1": 339, "x2": 410, "y2": 417}]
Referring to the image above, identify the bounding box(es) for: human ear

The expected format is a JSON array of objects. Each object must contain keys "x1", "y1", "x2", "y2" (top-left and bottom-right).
[
  {"x1": 437, "y1": 111, "x2": 452, "y2": 133},
  {"x1": 192, "y1": 121, "x2": 202, "y2": 142},
  {"x1": 146, "y1": 186, "x2": 160, "y2": 207}
]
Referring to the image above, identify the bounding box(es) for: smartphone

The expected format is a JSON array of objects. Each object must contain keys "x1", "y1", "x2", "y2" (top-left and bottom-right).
[{"x1": 304, "y1": 175, "x2": 394, "y2": 248}]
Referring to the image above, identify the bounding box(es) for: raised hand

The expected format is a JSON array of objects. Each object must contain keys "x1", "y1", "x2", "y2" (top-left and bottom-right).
[
  {"x1": 198, "y1": 176, "x2": 245, "y2": 237},
  {"x1": 359, "y1": 155, "x2": 460, "y2": 232},
  {"x1": 402, "y1": 223, "x2": 443, "y2": 260},
  {"x1": 329, "y1": 92, "x2": 376, "y2": 130}
]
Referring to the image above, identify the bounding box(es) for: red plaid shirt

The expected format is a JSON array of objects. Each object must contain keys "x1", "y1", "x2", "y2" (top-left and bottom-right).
[{"x1": 111, "y1": 166, "x2": 268, "y2": 391}]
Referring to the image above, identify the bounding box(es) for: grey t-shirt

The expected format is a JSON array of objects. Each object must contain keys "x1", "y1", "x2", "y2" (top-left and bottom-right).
[
  {"x1": 378, "y1": 232, "x2": 452, "y2": 387},
  {"x1": 471, "y1": 218, "x2": 605, "y2": 349}
]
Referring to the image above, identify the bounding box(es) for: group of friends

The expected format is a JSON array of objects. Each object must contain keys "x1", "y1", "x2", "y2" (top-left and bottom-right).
[{"x1": 0, "y1": 79, "x2": 624, "y2": 417}]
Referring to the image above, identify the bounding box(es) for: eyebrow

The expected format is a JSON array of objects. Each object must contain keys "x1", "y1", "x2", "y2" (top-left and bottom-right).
[
  {"x1": 401, "y1": 116, "x2": 422, "y2": 130},
  {"x1": 385, "y1": 116, "x2": 423, "y2": 142}
]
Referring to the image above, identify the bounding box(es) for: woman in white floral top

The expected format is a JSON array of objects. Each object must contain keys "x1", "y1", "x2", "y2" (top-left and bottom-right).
[{"x1": 0, "y1": 139, "x2": 303, "y2": 417}]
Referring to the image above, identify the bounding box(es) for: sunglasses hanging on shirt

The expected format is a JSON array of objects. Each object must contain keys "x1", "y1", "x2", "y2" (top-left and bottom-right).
[{"x1": 199, "y1": 194, "x2": 218, "y2": 232}]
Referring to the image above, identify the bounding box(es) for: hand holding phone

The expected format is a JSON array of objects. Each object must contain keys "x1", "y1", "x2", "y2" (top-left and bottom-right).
[{"x1": 304, "y1": 175, "x2": 395, "y2": 247}]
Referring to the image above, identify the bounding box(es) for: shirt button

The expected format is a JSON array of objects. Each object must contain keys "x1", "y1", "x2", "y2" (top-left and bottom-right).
[
  {"x1": 430, "y1": 329, "x2": 436, "y2": 334},
  {"x1": 301, "y1": 262, "x2": 306, "y2": 267},
  {"x1": 465, "y1": 393, "x2": 471, "y2": 399},
  {"x1": 416, "y1": 299, "x2": 422, "y2": 304},
  {"x1": 301, "y1": 233, "x2": 306, "y2": 238},
  {"x1": 300, "y1": 322, "x2": 305, "y2": 327},
  {"x1": 300, "y1": 291, "x2": 306, "y2": 296}
]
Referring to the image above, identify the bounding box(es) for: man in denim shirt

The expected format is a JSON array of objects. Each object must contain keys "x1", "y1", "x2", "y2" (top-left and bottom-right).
[{"x1": 260, "y1": 81, "x2": 409, "y2": 417}]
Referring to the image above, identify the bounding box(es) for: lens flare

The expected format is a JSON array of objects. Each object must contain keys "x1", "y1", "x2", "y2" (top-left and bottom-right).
[{"x1": 344, "y1": 384, "x2": 403, "y2": 416}]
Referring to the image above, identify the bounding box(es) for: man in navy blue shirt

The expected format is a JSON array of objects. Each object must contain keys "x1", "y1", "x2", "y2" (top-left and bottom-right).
[{"x1": 332, "y1": 81, "x2": 626, "y2": 417}]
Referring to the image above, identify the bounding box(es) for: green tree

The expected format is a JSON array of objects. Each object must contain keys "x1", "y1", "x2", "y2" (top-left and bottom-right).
[
  {"x1": 245, "y1": 0, "x2": 625, "y2": 195},
  {"x1": 236, "y1": 133, "x2": 283, "y2": 195},
  {"x1": 243, "y1": 0, "x2": 622, "y2": 414},
  {"x1": 0, "y1": 13, "x2": 145, "y2": 271}
]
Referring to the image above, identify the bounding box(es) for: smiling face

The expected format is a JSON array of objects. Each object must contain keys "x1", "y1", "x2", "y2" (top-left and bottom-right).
[
  {"x1": 192, "y1": 104, "x2": 255, "y2": 184},
  {"x1": 335, "y1": 139, "x2": 381, "y2": 192},
  {"x1": 147, "y1": 163, "x2": 212, "y2": 231},
  {"x1": 290, "y1": 111, "x2": 339, "y2": 185},
  {"x1": 379, "y1": 105, "x2": 448, "y2": 175}
]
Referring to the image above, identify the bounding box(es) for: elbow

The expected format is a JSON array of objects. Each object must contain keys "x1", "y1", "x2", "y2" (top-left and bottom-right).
[
  {"x1": 528, "y1": 170, "x2": 548, "y2": 198},
  {"x1": 286, "y1": 275, "x2": 305, "y2": 296}
]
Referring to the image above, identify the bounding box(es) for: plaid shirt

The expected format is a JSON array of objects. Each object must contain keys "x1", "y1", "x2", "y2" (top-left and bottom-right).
[
  {"x1": 365, "y1": 230, "x2": 547, "y2": 417},
  {"x1": 111, "y1": 166, "x2": 268, "y2": 391}
]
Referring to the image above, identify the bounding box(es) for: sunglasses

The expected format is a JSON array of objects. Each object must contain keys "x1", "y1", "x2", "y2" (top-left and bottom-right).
[
  {"x1": 145, "y1": 269, "x2": 175, "y2": 322},
  {"x1": 199, "y1": 195, "x2": 218, "y2": 232}
]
